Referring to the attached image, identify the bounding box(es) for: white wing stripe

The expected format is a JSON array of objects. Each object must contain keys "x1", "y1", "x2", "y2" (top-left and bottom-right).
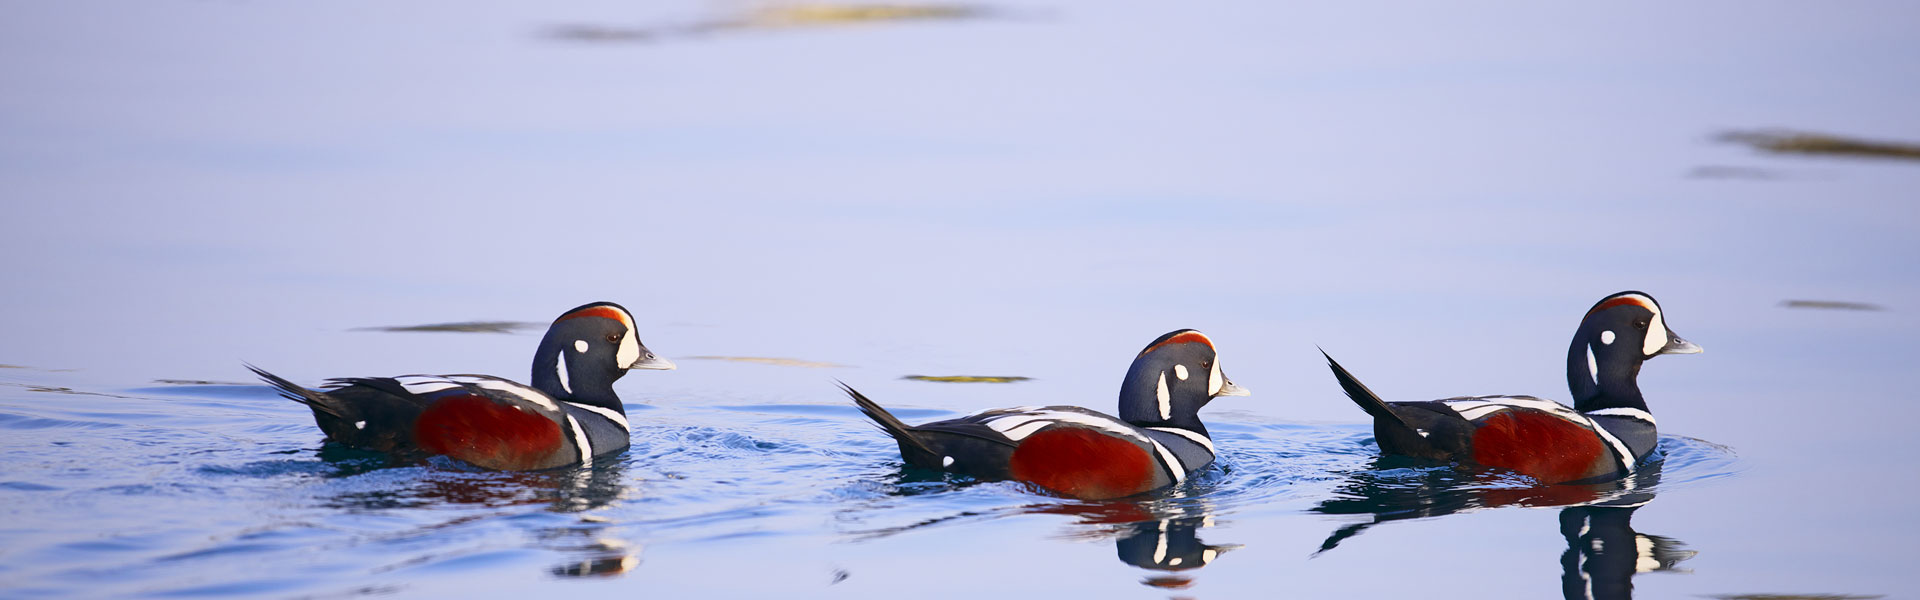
[
  {"x1": 1000, "y1": 420, "x2": 1053, "y2": 441},
  {"x1": 979, "y1": 410, "x2": 1186, "y2": 483}
]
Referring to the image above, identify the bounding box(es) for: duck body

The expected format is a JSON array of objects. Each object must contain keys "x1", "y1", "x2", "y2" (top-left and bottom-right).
[
  {"x1": 1324, "y1": 291, "x2": 1699, "y2": 484},
  {"x1": 847, "y1": 330, "x2": 1249, "y2": 500},
  {"x1": 251, "y1": 302, "x2": 674, "y2": 471}
]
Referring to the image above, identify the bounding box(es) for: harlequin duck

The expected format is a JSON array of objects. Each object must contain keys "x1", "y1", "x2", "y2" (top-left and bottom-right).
[
  {"x1": 1322, "y1": 291, "x2": 1701, "y2": 484},
  {"x1": 844, "y1": 329, "x2": 1250, "y2": 500},
  {"x1": 250, "y1": 302, "x2": 674, "y2": 470}
]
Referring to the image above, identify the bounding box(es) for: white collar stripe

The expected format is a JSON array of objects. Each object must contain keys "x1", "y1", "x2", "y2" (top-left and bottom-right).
[
  {"x1": 564, "y1": 401, "x2": 631, "y2": 432},
  {"x1": 1585, "y1": 407, "x2": 1658, "y2": 427},
  {"x1": 1146, "y1": 426, "x2": 1216, "y2": 455}
]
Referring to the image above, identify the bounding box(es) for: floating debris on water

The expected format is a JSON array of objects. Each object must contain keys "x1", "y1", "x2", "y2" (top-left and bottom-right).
[
  {"x1": 1781, "y1": 300, "x2": 1884, "y2": 311},
  {"x1": 353, "y1": 321, "x2": 543, "y2": 334},
  {"x1": 1688, "y1": 165, "x2": 1793, "y2": 180},
  {"x1": 152, "y1": 379, "x2": 251, "y2": 386},
  {"x1": 1719, "y1": 129, "x2": 1920, "y2": 162},
  {"x1": 686, "y1": 356, "x2": 849, "y2": 368},
  {"x1": 902, "y1": 375, "x2": 1032, "y2": 383},
  {"x1": 546, "y1": 3, "x2": 999, "y2": 43}
]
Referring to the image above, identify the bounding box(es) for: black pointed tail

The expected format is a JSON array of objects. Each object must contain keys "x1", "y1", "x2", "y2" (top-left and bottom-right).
[
  {"x1": 247, "y1": 364, "x2": 348, "y2": 420},
  {"x1": 1319, "y1": 350, "x2": 1407, "y2": 425},
  {"x1": 838, "y1": 381, "x2": 937, "y2": 459}
]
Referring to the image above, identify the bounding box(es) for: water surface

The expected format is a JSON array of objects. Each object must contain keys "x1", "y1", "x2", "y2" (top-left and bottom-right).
[{"x1": 3, "y1": 1, "x2": 1918, "y2": 598}]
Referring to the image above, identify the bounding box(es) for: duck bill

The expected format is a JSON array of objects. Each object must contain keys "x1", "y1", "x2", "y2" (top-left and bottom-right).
[
  {"x1": 628, "y1": 352, "x2": 677, "y2": 370},
  {"x1": 1215, "y1": 378, "x2": 1251, "y2": 397},
  {"x1": 1657, "y1": 332, "x2": 1703, "y2": 355}
]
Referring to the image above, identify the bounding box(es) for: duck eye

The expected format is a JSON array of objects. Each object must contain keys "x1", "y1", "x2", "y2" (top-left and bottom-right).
[
  {"x1": 605, "y1": 333, "x2": 621, "y2": 344},
  {"x1": 1634, "y1": 320, "x2": 1648, "y2": 330}
]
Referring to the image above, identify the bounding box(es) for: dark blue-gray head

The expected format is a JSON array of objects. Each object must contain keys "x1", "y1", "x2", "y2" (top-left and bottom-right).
[
  {"x1": 1117, "y1": 329, "x2": 1250, "y2": 433},
  {"x1": 1567, "y1": 291, "x2": 1702, "y2": 412},
  {"x1": 531, "y1": 302, "x2": 674, "y2": 411}
]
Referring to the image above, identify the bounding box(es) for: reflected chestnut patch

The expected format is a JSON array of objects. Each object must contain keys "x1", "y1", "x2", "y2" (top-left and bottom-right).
[{"x1": 1313, "y1": 459, "x2": 1695, "y2": 600}]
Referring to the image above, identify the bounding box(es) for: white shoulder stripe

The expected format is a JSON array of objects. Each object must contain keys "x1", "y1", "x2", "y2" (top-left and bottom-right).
[
  {"x1": 564, "y1": 401, "x2": 631, "y2": 433},
  {"x1": 565, "y1": 413, "x2": 592, "y2": 465},
  {"x1": 1589, "y1": 421, "x2": 1635, "y2": 473},
  {"x1": 1146, "y1": 426, "x2": 1216, "y2": 456},
  {"x1": 1148, "y1": 439, "x2": 1186, "y2": 484}
]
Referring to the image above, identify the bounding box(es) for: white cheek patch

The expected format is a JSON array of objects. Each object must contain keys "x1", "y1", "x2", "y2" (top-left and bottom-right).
[
  {"x1": 616, "y1": 331, "x2": 640, "y2": 368},
  {"x1": 1174, "y1": 364, "x2": 1189, "y2": 381},
  {"x1": 1156, "y1": 372, "x2": 1172, "y2": 420},
  {"x1": 574, "y1": 339, "x2": 589, "y2": 353},
  {"x1": 1600, "y1": 330, "x2": 1615, "y2": 345},
  {"x1": 1643, "y1": 310, "x2": 1668, "y2": 355},
  {"x1": 1207, "y1": 361, "x2": 1223, "y2": 397}
]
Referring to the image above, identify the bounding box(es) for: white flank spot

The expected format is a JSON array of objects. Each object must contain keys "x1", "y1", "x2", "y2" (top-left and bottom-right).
[
  {"x1": 1207, "y1": 361, "x2": 1223, "y2": 396},
  {"x1": 1174, "y1": 364, "x2": 1189, "y2": 381},
  {"x1": 1587, "y1": 345, "x2": 1599, "y2": 386},
  {"x1": 616, "y1": 331, "x2": 640, "y2": 369},
  {"x1": 565, "y1": 413, "x2": 592, "y2": 464},
  {"x1": 556, "y1": 350, "x2": 573, "y2": 396},
  {"x1": 941, "y1": 456, "x2": 955, "y2": 467},
  {"x1": 1586, "y1": 407, "x2": 1658, "y2": 427},
  {"x1": 565, "y1": 401, "x2": 631, "y2": 432},
  {"x1": 1202, "y1": 549, "x2": 1218, "y2": 564},
  {"x1": 1644, "y1": 309, "x2": 1669, "y2": 355},
  {"x1": 1156, "y1": 372, "x2": 1172, "y2": 420},
  {"x1": 1147, "y1": 426, "x2": 1216, "y2": 455},
  {"x1": 1591, "y1": 538, "x2": 1605, "y2": 552},
  {"x1": 1417, "y1": 429, "x2": 1431, "y2": 438},
  {"x1": 574, "y1": 339, "x2": 589, "y2": 353},
  {"x1": 1168, "y1": 557, "x2": 1183, "y2": 566},
  {"x1": 354, "y1": 420, "x2": 366, "y2": 430},
  {"x1": 1600, "y1": 330, "x2": 1616, "y2": 345}
]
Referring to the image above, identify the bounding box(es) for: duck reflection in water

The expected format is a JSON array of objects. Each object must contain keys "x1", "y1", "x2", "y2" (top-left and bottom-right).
[
  {"x1": 1314, "y1": 461, "x2": 1693, "y2": 599},
  {"x1": 1037, "y1": 496, "x2": 1238, "y2": 590},
  {"x1": 311, "y1": 455, "x2": 643, "y2": 577}
]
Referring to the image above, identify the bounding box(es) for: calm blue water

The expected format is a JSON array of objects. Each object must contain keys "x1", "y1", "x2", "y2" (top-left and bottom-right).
[{"x1": 3, "y1": 1, "x2": 1918, "y2": 598}]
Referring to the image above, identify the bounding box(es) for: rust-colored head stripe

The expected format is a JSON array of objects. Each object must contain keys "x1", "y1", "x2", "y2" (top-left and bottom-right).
[
  {"x1": 556, "y1": 306, "x2": 631, "y2": 328},
  {"x1": 1139, "y1": 331, "x2": 1214, "y2": 357},
  {"x1": 1586, "y1": 295, "x2": 1654, "y2": 317}
]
